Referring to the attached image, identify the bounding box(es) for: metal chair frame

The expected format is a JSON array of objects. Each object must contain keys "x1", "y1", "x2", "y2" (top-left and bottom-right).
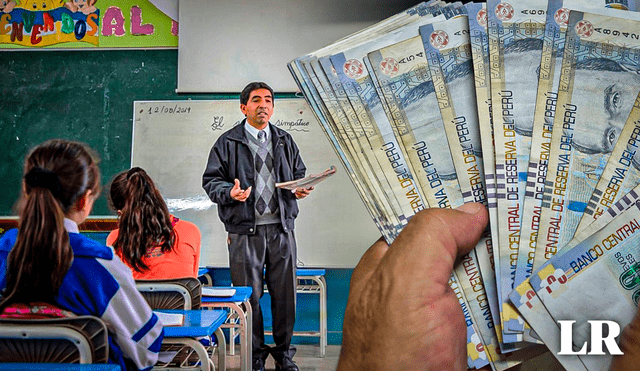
[
  {"x1": 136, "y1": 277, "x2": 225, "y2": 371},
  {"x1": 0, "y1": 315, "x2": 109, "y2": 364}
]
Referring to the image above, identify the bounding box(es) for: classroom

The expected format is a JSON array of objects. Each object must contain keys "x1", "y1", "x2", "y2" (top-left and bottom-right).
[{"x1": 0, "y1": 1, "x2": 434, "y2": 370}]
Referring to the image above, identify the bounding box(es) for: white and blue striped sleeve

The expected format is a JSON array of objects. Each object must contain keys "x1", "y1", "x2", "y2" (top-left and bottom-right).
[{"x1": 96, "y1": 256, "x2": 164, "y2": 370}]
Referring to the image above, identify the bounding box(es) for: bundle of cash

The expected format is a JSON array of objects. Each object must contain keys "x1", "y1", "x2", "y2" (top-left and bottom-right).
[{"x1": 289, "y1": 1, "x2": 640, "y2": 369}]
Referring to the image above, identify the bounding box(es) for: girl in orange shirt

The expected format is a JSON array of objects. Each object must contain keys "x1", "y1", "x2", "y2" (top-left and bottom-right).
[{"x1": 107, "y1": 167, "x2": 201, "y2": 279}]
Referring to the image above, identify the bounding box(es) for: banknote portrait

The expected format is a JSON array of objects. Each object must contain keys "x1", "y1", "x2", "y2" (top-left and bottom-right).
[
  {"x1": 399, "y1": 69, "x2": 458, "y2": 181},
  {"x1": 445, "y1": 58, "x2": 484, "y2": 160},
  {"x1": 503, "y1": 38, "x2": 544, "y2": 137},
  {"x1": 571, "y1": 57, "x2": 640, "y2": 155}
]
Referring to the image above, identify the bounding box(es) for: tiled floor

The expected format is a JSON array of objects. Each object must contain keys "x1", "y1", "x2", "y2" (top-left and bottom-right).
[
  {"x1": 223, "y1": 344, "x2": 341, "y2": 371},
  {"x1": 221, "y1": 343, "x2": 565, "y2": 371}
]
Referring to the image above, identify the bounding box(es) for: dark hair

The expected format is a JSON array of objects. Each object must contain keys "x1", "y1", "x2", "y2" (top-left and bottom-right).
[
  {"x1": 240, "y1": 82, "x2": 274, "y2": 106},
  {"x1": 109, "y1": 167, "x2": 176, "y2": 273},
  {"x1": 0, "y1": 139, "x2": 101, "y2": 311}
]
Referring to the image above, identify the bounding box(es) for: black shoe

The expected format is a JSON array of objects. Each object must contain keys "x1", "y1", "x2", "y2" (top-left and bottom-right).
[
  {"x1": 252, "y1": 358, "x2": 265, "y2": 371},
  {"x1": 274, "y1": 357, "x2": 299, "y2": 371}
]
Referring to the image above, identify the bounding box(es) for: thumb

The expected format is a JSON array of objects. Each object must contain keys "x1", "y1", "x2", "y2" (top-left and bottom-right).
[
  {"x1": 384, "y1": 203, "x2": 488, "y2": 287},
  {"x1": 232, "y1": 179, "x2": 240, "y2": 190},
  {"x1": 349, "y1": 237, "x2": 389, "y2": 294},
  {"x1": 610, "y1": 307, "x2": 640, "y2": 370}
]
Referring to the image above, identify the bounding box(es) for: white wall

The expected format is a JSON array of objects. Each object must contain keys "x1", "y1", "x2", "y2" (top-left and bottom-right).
[{"x1": 177, "y1": 0, "x2": 424, "y2": 92}]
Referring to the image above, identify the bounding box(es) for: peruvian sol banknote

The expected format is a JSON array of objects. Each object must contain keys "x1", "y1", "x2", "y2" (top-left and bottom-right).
[
  {"x1": 290, "y1": 3, "x2": 443, "y2": 241},
  {"x1": 510, "y1": 184, "x2": 640, "y2": 370},
  {"x1": 420, "y1": 14, "x2": 549, "y2": 369},
  {"x1": 418, "y1": 14, "x2": 508, "y2": 361},
  {"x1": 450, "y1": 273, "x2": 490, "y2": 369},
  {"x1": 486, "y1": 0, "x2": 547, "y2": 339},
  {"x1": 289, "y1": 59, "x2": 398, "y2": 241},
  {"x1": 361, "y1": 35, "x2": 459, "y2": 212},
  {"x1": 468, "y1": 2, "x2": 518, "y2": 353},
  {"x1": 366, "y1": 18, "x2": 541, "y2": 368},
  {"x1": 331, "y1": 16, "x2": 455, "y2": 214},
  {"x1": 532, "y1": 11, "x2": 640, "y2": 272},
  {"x1": 528, "y1": 199, "x2": 640, "y2": 370},
  {"x1": 516, "y1": 0, "x2": 640, "y2": 294},
  {"x1": 322, "y1": 9, "x2": 456, "y2": 224},
  {"x1": 578, "y1": 92, "x2": 640, "y2": 231},
  {"x1": 291, "y1": 6, "x2": 495, "y2": 367},
  {"x1": 356, "y1": 31, "x2": 497, "y2": 367},
  {"x1": 364, "y1": 30, "x2": 499, "y2": 369}
]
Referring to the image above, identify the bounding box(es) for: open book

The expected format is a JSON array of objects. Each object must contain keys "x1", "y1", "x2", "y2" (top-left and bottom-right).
[
  {"x1": 201, "y1": 287, "x2": 236, "y2": 297},
  {"x1": 276, "y1": 165, "x2": 337, "y2": 191},
  {"x1": 154, "y1": 311, "x2": 184, "y2": 327}
]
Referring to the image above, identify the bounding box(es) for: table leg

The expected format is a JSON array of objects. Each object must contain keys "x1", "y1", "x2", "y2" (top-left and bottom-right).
[
  {"x1": 203, "y1": 301, "x2": 252, "y2": 371},
  {"x1": 214, "y1": 327, "x2": 226, "y2": 371}
]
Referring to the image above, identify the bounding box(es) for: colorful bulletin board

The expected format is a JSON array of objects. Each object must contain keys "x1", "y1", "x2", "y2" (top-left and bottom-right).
[{"x1": 0, "y1": 0, "x2": 177, "y2": 48}]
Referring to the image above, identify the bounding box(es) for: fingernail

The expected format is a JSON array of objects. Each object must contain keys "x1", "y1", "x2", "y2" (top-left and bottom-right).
[{"x1": 456, "y1": 202, "x2": 483, "y2": 214}]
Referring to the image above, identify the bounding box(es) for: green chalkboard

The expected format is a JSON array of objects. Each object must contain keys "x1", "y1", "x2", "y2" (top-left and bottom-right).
[
  {"x1": 0, "y1": 49, "x2": 299, "y2": 215},
  {"x1": 0, "y1": 49, "x2": 239, "y2": 215}
]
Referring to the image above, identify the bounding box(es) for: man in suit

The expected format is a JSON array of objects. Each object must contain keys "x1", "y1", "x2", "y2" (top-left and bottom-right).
[{"x1": 203, "y1": 82, "x2": 312, "y2": 371}]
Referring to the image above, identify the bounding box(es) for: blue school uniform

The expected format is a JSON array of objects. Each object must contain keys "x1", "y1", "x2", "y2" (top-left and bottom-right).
[{"x1": 0, "y1": 222, "x2": 164, "y2": 371}]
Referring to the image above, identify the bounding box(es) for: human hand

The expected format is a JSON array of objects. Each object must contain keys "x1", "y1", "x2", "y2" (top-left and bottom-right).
[
  {"x1": 609, "y1": 307, "x2": 640, "y2": 371},
  {"x1": 294, "y1": 186, "x2": 314, "y2": 199},
  {"x1": 336, "y1": 203, "x2": 489, "y2": 371},
  {"x1": 230, "y1": 179, "x2": 252, "y2": 202}
]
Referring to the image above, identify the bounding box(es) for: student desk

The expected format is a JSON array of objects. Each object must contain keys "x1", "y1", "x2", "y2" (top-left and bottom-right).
[
  {"x1": 0, "y1": 365, "x2": 120, "y2": 371},
  {"x1": 200, "y1": 287, "x2": 252, "y2": 371},
  {"x1": 160, "y1": 309, "x2": 228, "y2": 371}
]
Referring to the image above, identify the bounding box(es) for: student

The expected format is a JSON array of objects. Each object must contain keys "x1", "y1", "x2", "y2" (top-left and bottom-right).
[
  {"x1": 0, "y1": 139, "x2": 163, "y2": 371},
  {"x1": 107, "y1": 167, "x2": 201, "y2": 279}
]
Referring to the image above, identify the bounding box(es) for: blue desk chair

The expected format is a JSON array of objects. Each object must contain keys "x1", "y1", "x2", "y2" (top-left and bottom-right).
[
  {"x1": 136, "y1": 278, "x2": 226, "y2": 371},
  {"x1": 200, "y1": 287, "x2": 252, "y2": 371},
  {"x1": 160, "y1": 310, "x2": 228, "y2": 371},
  {"x1": 136, "y1": 277, "x2": 202, "y2": 310}
]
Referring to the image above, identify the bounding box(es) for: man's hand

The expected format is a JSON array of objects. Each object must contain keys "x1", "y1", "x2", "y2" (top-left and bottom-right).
[
  {"x1": 337, "y1": 203, "x2": 488, "y2": 371},
  {"x1": 294, "y1": 186, "x2": 314, "y2": 199},
  {"x1": 230, "y1": 179, "x2": 252, "y2": 202},
  {"x1": 610, "y1": 307, "x2": 640, "y2": 370}
]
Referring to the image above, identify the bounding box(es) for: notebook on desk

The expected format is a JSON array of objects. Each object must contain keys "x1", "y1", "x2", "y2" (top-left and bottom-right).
[
  {"x1": 202, "y1": 287, "x2": 236, "y2": 297},
  {"x1": 154, "y1": 311, "x2": 184, "y2": 326}
]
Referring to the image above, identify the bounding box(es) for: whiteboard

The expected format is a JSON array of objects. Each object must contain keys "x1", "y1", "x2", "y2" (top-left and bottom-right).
[{"x1": 132, "y1": 99, "x2": 379, "y2": 267}]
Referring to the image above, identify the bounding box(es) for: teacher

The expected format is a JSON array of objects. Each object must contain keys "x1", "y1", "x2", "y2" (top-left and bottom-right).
[{"x1": 202, "y1": 82, "x2": 313, "y2": 371}]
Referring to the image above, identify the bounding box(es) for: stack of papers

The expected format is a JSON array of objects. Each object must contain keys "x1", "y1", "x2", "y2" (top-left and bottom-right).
[
  {"x1": 154, "y1": 311, "x2": 184, "y2": 327},
  {"x1": 276, "y1": 166, "x2": 337, "y2": 191},
  {"x1": 201, "y1": 287, "x2": 236, "y2": 297}
]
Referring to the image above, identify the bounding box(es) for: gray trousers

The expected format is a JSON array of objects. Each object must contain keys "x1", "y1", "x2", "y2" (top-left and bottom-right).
[{"x1": 228, "y1": 223, "x2": 297, "y2": 362}]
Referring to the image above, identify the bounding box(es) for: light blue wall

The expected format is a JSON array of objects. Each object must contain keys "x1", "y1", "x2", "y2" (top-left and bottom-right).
[{"x1": 209, "y1": 268, "x2": 351, "y2": 345}]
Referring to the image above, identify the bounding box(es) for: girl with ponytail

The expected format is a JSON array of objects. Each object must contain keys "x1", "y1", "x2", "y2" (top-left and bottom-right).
[
  {"x1": 107, "y1": 167, "x2": 201, "y2": 279},
  {"x1": 0, "y1": 139, "x2": 163, "y2": 370}
]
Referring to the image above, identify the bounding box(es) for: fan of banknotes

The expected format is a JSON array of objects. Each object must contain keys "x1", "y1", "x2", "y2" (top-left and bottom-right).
[{"x1": 289, "y1": 0, "x2": 640, "y2": 370}]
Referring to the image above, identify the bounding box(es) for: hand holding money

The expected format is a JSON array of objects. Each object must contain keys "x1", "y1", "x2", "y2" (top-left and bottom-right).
[
  {"x1": 337, "y1": 203, "x2": 488, "y2": 371},
  {"x1": 610, "y1": 307, "x2": 640, "y2": 371}
]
